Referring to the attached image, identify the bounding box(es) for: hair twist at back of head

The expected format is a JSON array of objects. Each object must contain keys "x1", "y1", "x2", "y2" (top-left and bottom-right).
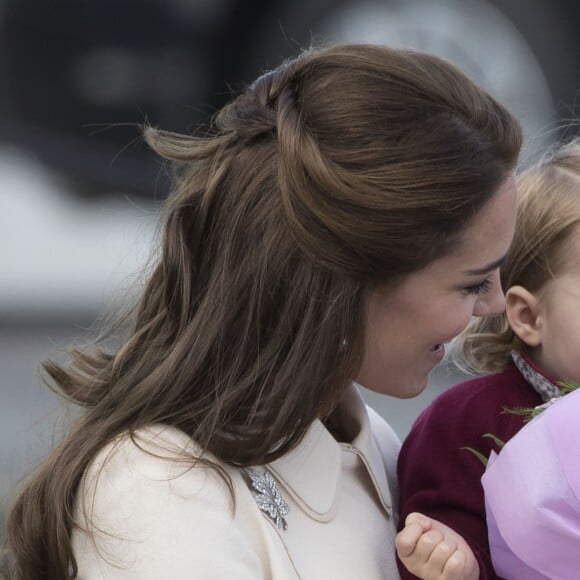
[{"x1": 216, "y1": 64, "x2": 297, "y2": 140}]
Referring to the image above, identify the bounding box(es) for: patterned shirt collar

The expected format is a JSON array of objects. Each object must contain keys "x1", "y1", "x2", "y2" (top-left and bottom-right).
[{"x1": 511, "y1": 351, "x2": 560, "y2": 402}]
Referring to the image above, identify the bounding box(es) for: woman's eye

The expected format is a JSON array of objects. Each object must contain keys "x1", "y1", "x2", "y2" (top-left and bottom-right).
[{"x1": 464, "y1": 277, "x2": 493, "y2": 296}]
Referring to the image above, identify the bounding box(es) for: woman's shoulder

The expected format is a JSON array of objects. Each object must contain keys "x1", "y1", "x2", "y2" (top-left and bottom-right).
[
  {"x1": 79, "y1": 424, "x2": 237, "y2": 502},
  {"x1": 101, "y1": 424, "x2": 207, "y2": 470},
  {"x1": 73, "y1": 425, "x2": 266, "y2": 577}
]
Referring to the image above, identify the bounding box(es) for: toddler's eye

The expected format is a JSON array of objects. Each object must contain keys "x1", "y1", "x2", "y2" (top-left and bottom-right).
[{"x1": 465, "y1": 278, "x2": 492, "y2": 296}]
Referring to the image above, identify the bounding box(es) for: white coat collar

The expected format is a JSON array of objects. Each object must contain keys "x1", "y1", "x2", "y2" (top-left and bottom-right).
[{"x1": 268, "y1": 384, "x2": 393, "y2": 522}]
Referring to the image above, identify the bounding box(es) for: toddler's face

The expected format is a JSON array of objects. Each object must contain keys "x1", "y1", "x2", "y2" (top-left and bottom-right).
[{"x1": 534, "y1": 230, "x2": 580, "y2": 384}]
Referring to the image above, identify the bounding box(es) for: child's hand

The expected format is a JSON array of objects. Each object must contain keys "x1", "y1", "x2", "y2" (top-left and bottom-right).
[{"x1": 396, "y1": 512, "x2": 480, "y2": 580}]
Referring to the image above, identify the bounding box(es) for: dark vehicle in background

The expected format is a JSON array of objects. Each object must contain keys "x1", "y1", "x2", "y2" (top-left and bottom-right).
[{"x1": 0, "y1": 0, "x2": 579, "y2": 199}]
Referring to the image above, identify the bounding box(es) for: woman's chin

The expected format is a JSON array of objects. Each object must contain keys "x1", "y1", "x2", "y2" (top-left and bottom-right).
[
  {"x1": 355, "y1": 375, "x2": 429, "y2": 398},
  {"x1": 396, "y1": 378, "x2": 430, "y2": 399}
]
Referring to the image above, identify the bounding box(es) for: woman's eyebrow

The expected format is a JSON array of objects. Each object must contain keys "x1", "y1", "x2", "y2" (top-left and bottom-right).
[{"x1": 464, "y1": 254, "x2": 508, "y2": 276}]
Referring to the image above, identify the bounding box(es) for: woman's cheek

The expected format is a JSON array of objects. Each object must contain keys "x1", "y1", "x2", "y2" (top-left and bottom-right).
[{"x1": 451, "y1": 301, "x2": 477, "y2": 336}]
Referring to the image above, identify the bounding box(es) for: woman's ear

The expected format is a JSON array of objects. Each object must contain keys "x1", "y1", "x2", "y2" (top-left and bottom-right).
[{"x1": 505, "y1": 285, "x2": 542, "y2": 347}]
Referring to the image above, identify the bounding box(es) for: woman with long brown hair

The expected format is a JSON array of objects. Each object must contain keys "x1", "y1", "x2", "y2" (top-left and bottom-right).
[{"x1": 7, "y1": 43, "x2": 521, "y2": 579}]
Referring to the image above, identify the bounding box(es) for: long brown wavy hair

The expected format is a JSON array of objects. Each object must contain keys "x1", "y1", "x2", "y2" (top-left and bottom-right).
[
  {"x1": 453, "y1": 137, "x2": 580, "y2": 374},
  {"x1": 6, "y1": 43, "x2": 521, "y2": 579}
]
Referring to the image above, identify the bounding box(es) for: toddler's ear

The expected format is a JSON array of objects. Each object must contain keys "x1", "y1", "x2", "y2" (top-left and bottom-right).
[{"x1": 505, "y1": 285, "x2": 542, "y2": 347}]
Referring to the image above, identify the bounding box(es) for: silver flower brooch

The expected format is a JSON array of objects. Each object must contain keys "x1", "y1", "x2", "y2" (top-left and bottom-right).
[{"x1": 245, "y1": 469, "x2": 289, "y2": 530}]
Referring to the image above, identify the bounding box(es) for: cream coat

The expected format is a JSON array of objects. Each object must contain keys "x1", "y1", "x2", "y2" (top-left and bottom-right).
[{"x1": 72, "y1": 385, "x2": 402, "y2": 579}]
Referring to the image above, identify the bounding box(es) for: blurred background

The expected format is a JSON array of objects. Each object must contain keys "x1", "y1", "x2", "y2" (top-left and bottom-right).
[{"x1": 1, "y1": 0, "x2": 579, "y2": 539}]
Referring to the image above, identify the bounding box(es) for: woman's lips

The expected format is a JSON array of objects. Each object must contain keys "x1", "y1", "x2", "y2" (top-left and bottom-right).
[{"x1": 429, "y1": 343, "x2": 445, "y2": 361}]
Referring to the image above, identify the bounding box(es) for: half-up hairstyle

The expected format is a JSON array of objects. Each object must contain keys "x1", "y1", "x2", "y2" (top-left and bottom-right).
[
  {"x1": 454, "y1": 138, "x2": 580, "y2": 374},
  {"x1": 7, "y1": 43, "x2": 521, "y2": 579}
]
